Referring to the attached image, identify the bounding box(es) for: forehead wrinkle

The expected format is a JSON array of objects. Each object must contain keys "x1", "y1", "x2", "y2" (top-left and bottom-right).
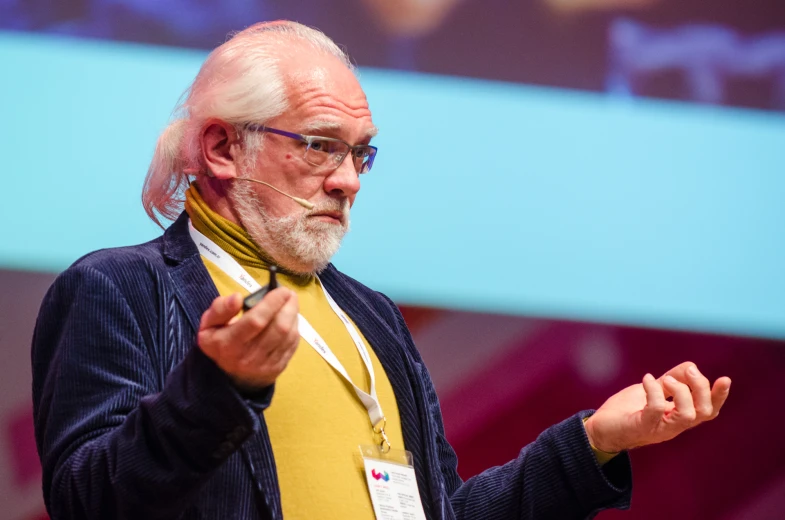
[
  {"x1": 295, "y1": 93, "x2": 375, "y2": 138},
  {"x1": 286, "y1": 74, "x2": 375, "y2": 137},
  {"x1": 293, "y1": 88, "x2": 371, "y2": 114},
  {"x1": 301, "y1": 119, "x2": 379, "y2": 140}
]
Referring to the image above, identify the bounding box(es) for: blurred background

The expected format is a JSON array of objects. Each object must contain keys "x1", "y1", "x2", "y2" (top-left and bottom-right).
[{"x1": 1, "y1": 1, "x2": 784, "y2": 518}]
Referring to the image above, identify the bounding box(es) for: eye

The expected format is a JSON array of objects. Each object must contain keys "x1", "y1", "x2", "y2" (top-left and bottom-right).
[{"x1": 309, "y1": 139, "x2": 330, "y2": 153}]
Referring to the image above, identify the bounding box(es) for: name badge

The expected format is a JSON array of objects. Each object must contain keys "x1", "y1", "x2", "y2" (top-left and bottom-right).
[{"x1": 360, "y1": 446, "x2": 427, "y2": 520}]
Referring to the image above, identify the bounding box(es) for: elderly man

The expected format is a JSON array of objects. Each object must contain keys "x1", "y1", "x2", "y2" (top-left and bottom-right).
[{"x1": 32, "y1": 21, "x2": 730, "y2": 520}]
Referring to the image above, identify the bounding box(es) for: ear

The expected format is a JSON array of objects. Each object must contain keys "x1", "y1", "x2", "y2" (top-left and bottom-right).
[{"x1": 200, "y1": 120, "x2": 243, "y2": 180}]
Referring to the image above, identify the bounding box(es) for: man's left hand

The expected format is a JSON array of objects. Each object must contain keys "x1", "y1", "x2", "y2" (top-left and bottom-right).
[{"x1": 584, "y1": 362, "x2": 731, "y2": 453}]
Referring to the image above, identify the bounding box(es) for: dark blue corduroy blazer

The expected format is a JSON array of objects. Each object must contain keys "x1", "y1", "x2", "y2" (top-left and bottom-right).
[{"x1": 32, "y1": 213, "x2": 632, "y2": 520}]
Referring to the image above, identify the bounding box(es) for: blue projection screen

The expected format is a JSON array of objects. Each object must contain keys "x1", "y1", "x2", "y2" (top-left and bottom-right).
[{"x1": 2, "y1": 32, "x2": 784, "y2": 339}]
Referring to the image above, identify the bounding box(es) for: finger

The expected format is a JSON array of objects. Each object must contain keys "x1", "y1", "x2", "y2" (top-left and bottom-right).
[
  {"x1": 276, "y1": 297, "x2": 301, "y2": 352},
  {"x1": 266, "y1": 325, "x2": 301, "y2": 367},
  {"x1": 285, "y1": 322, "x2": 301, "y2": 351},
  {"x1": 254, "y1": 293, "x2": 300, "y2": 359},
  {"x1": 276, "y1": 334, "x2": 299, "y2": 369},
  {"x1": 709, "y1": 377, "x2": 732, "y2": 419},
  {"x1": 659, "y1": 361, "x2": 694, "y2": 402},
  {"x1": 641, "y1": 373, "x2": 668, "y2": 429},
  {"x1": 685, "y1": 364, "x2": 713, "y2": 421},
  {"x1": 661, "y1": 361, "x2": 698, "y2": 384},
  {"x1": 200, "y1": 293, "x2": 243, "y2": 330},
  {"x1": 662, "y1": 375, "x2": 696, "y2": 424},
  {"x1": 224, "y1": 288, "x2": 292, "y2": 344}
]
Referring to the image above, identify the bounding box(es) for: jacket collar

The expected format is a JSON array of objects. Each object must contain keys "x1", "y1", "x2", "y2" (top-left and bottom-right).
[
  {"x1": 163, "y1": 212, "x2": 220, "y2": 332},
  {"x1": 162, "y1": 211, "x2": 199, "y2": 263}
]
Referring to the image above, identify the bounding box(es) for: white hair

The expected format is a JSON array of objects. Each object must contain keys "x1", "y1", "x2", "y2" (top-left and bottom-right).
[{"x1": 142, "y1": 21, "x2": 355, "y2": 227}]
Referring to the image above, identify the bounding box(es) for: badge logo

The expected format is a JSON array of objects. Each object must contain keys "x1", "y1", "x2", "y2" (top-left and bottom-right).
[{"x1": 371, "y1": 469, "x2": 390, "y2": 482}]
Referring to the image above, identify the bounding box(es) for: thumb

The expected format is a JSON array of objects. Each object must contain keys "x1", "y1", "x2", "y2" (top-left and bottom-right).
[{"x1": 200, "y1": 293, "x2": 243, "y2": 331}]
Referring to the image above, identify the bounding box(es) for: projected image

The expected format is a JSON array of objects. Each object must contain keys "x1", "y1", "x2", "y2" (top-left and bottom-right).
[{"x1": 2, "y1": 0, "x2": 784, "y2": 111}]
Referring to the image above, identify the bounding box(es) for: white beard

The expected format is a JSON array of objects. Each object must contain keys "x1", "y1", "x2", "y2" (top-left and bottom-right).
[{"x1": 227, "y1": 178, "x2": 350, "y2": 274}]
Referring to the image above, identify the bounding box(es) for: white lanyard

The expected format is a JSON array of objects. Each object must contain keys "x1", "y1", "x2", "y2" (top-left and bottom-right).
[{"x1": 188, "y1": 222, "x2": 389, "y2": 439}]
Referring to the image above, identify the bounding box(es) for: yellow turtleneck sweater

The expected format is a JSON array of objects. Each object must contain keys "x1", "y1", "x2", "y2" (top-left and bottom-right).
[{"x1": 185, "y1": 186, "x2": 405, "y2": 519}]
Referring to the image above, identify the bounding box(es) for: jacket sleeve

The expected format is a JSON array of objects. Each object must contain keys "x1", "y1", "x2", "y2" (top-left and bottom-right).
[
  {"x1": 31, "y1": 264, "x2": 271, "y2": 519},
  {"x1": 447, "y1": 411, "x2": 632, "y2": 519},
  {"x1": 378, "y1": 293, "x2": 633, "y2": 520}
]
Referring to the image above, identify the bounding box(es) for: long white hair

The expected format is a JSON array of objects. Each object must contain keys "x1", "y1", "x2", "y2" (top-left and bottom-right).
[{"x1": 142, "y1": 21, "x2": 355, "y2": 227}]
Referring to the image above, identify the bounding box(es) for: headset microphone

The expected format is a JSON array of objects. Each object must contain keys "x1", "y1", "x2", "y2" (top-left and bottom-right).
[
  {"x1": 199, "y1": 169, "x2": 315, "y2": 210},
  {"x1": 234, "y1": 177, "x2": 315, "y2": 210}
]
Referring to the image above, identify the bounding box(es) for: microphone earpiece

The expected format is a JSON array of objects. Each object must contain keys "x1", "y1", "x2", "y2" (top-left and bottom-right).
[
  {"x1": 234, "y1": 177, "x2": 315, "y2": 210},
  {"x1": 187, "y1": 169, "x2": 314, "y2": 209}
]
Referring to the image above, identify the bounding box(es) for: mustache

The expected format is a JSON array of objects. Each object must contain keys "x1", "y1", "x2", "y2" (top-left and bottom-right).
[{"x1": 306, "y1": 198, "x2": 350, "y2": 218}]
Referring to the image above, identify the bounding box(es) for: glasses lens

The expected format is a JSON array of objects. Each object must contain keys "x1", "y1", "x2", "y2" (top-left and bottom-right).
[
  {"x1": 304, "y1": 138, "x2": 376, "y2": 173},
  {"x1": 304, "y1": 138, "x2": 348, "y2": 168},
  {"x1": 353, "y1": 146, "x2": 376, "y2": 173}
]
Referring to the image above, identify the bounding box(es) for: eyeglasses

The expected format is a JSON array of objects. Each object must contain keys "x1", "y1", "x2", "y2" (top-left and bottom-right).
[{"x1": 245, "y1": 124, "x2": 378, "y2": 174}]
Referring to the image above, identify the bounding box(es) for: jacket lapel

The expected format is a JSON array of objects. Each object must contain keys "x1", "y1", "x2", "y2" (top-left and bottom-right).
[
  {"x1": 320, "y1": 266, "x2": 439, "y2": 519},
  {"x1": 162, "y1": 212, "x2": 281, "y2": 520},
  {"x1": 162, "y1": 213, "x2": 219, "y2": 332}
]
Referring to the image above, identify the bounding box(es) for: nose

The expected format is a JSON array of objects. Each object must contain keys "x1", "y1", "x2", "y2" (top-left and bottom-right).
[{"x1": 322, "y1": 154, "x2": 361, "y2": 200}]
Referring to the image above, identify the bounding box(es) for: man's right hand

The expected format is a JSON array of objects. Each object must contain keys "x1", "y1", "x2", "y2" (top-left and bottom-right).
[{"x1": 197, "y1": 289, "x2": 300, "y2": 392}]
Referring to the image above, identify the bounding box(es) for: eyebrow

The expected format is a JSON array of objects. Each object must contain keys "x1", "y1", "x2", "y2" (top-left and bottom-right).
[{"x1": 301, "y1": 119, "x2": 379, "y2": 140}]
